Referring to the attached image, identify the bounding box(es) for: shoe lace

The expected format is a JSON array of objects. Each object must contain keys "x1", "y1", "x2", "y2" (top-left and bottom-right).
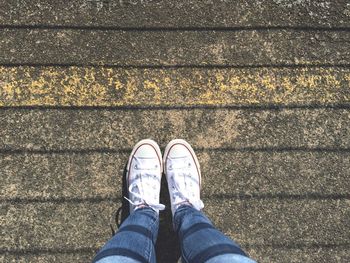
[
  {"x1": 124, "y1": 168, "x2": 165, "y2": 211},
  {"x1": 170, "y1": 171, "x2": 204, "y2": 211}
]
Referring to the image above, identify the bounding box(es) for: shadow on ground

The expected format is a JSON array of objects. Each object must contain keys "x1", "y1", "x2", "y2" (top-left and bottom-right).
[{"x1": 112, "y1": 163, "x2": 181, "y2": 263}]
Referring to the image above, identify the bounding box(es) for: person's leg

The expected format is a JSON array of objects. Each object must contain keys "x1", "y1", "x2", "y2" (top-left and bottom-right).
[
  {"x1": 174, "y1": 205, "x2": 256, "y2": 263},
  {"x1": 163, "y1": 139, "x2": 256, "y2": 263},
  {"x1": 93, "y1": 139, "x2": 165, "y2": 263},
  {"x1": 93, "y1": 207, "x2": 159, "y2": 263}
]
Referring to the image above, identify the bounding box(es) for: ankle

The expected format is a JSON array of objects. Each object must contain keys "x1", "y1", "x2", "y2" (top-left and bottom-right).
[{"x1": 174, "y1": 201, "x2": 192, "y2": 212}]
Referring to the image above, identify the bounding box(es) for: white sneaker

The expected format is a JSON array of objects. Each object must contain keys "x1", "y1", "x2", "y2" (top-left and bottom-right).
[
  {"x1": 125, "y1": 139, "x2": 165, "y2": 214},
  {"x1": 163, "y1": 139, "x2": 204, "y2": 216}
]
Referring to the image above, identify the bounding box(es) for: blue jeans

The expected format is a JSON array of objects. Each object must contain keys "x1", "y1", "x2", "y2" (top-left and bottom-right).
[{"x1": 93, "y1": 205, "x2": 256, "y2": 263}]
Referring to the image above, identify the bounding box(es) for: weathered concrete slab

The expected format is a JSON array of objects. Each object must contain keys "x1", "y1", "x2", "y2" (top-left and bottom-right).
[
  {"x1": 202, "y1": 151, "x2": 350, "y2": 197},
  {"x1": 1, "y1": 66, "x2": 349, "y2": 107},
  {"x1": 0, "y1": 0, "x2": 349, "y2": 28},
  {"x1": 249, "y1": 247, "x2": 350, "y2": 263},
  {"x1": 0, "y1": 253, "x2": 95, "y2": 263},
  {"x1": 0, "y1": 153, "x2": 125, "y2": 200},
  {"x1": 208, "y1": 199, "x2": 350, "y2": 245},
  {"x1": 1, "y1": 200, "x2": 349, "y2": 255},
  {"x1": 1, "y1": 152, "x2": 350, "y2": 200},
  {"x1": 2, "y1": 248, "x2": 350, "y2": 263},
  {"x1": 1, "y1": 2, "x2": 349, "y2": 263},
  {"x1": 0, "y1": 201, "x2": 113, "y2": 250},
  {"x1": 1, "y1": 109, "x2": 350, "y2": 150},
  {"x1": 1, "y1": 29, "x2": 349, "y2": 65}
]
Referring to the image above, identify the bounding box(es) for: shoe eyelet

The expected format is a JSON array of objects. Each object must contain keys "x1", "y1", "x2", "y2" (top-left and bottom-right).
[{"x1": 134, "y1": 165, "x2": 138, "y2": 169}]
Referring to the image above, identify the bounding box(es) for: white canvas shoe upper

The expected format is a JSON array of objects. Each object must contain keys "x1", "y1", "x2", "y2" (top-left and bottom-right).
[
  {"x1": 163, "y1": 139, "x2": 204, "y2": 216},
  {"x1": 125, "y1": 139, "x2": 165, "y2": 213}
]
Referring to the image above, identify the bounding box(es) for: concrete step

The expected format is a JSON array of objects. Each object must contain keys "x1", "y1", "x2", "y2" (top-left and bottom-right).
[
  {"x1": 1, "y1": 1, "x2": 349, "y2": 262},
  {"x1": 2, "y1": 247, "x2": 349, "y2": 263},
  {"x1": 1, "y1": 29, "x2": 349, "y2": 66},
  {"x1": 1, "y1": 253, "x2": 95, "y2": 263},
  {"x1": 1, "y1": 0, "x2": 349, "y2": 28},
  {"x1": 2, "y1": 151, "x2": 350, "y2": 200},
  {"x1": 1, "y1": 200, "x2": 349, "y2": 260},
  {"x1": 252, "y1": 247, "x2": 350, "y2": 263},
  {"x1": 1, "y1": 66, "x2": 349, "y2": 107},
  {"x1": 2, "y1": 109, "x2": 350, "y2": 150}
]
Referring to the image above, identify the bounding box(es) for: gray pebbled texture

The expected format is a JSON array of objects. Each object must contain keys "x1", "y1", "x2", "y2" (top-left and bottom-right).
[
  {"x1": 1, "y1": 29, "x2": 349, "y2": 66},
  {"x1": 1, "y1": 0, "x2": 350, "y2": 28}
]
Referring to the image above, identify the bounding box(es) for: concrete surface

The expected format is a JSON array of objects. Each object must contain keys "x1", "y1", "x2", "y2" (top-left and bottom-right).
[
  {"x1": 1, "y1": 109, "x2": 350, "y2": 149},
  {"x1": 0, "y1": 67, "x2": 349, "y2": 106},
  {"x1": 0, "y1": 1, "x2": 350, "y2": 262},
  {"x1": 2, "y1": 151, "x2": 350, "y2": 200},
  {"x1": 1, "y1": 30, "x2": 349, "y2": 66},
  {"x1": 1, "y1": 0, "x2": 350, "y2": 28}
]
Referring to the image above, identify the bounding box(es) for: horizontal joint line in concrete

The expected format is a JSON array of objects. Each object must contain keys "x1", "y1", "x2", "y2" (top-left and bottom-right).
[
  {"x1": 1, "y1": 147, "x2": 350, "y2": 155},
  {"x1": 2, "y1": 193, "x2": 350, "y2": 205},
  {"x1": 1, "y1": 25, "x2": 350, "y2": 32},
  {"x1": 205, "y1": 193, "x2": 350, "y2": 201},
  {"x1": 1, "y1": 104, "x2": 350, "y2": 111},
  {"x1": 0, "y1": 63, "x2": 350, "y2": 69},
  {"x1": 1, "y1": 243, "x2": 350, "y2": 256}
]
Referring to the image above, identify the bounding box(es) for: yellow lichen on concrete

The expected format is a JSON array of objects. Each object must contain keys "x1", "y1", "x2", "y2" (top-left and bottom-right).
[{"x1": 0, "y1": 66, "x2": 349, "y2": 107}]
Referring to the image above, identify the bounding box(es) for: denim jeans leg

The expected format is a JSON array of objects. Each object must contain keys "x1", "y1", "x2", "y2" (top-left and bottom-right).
[
  {"x1": 93, "y1": 207, "x2": 159, "y2": 263},
  {"x1": 174, "y1": 205, "x2": 256, "y2": 263}
]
